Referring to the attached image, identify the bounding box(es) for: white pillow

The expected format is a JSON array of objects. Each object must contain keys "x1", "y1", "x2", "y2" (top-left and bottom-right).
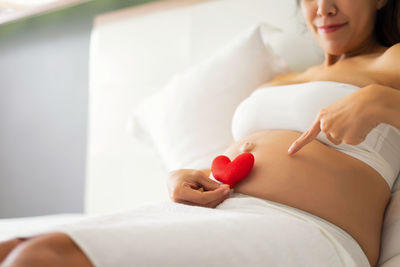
[{"x1": 129, "y1": 23, "x2": 291, "y2": 172}]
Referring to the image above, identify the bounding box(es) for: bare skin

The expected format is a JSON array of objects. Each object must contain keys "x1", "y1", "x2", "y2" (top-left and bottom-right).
[
  {"x1": 224, "y1": 44, "x2": 399, "y2": 267},
  {"x1": 239, "y1": 141, "x2": 256, "y2": 153},
  {"x1": 0, "y1": 233, "x2": 93, "y2": 267},
  {"x1": 1, "y1": 1, "x2": 399, "y2": 266}
]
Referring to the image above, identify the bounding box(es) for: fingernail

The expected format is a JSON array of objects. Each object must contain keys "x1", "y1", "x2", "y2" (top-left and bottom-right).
[
  {"x1": 224, "y1": 188, "x2": 230, "y2": 194},
  {"x1": 288, "y1": 144, "x2": 294, "y2": 153}
]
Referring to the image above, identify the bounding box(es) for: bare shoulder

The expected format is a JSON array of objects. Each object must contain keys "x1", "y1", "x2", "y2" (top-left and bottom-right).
[
  {"x1": 383, "y1": 42, "x2": 400, "y2": 55},
  {"x1": 256, "y1": 71, "x2": 303, "y2": 89},
  {"x1": 378, "y1": 43, "x2": 400, "y2": 89},
  {"x1": 379, "y1": 43, "x2": 400, "y2": 70}
]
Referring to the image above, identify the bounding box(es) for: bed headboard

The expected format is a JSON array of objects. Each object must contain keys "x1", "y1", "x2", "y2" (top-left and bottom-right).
[{"x1": 85, "y1": 0, "x2": 324, "y2": 215}]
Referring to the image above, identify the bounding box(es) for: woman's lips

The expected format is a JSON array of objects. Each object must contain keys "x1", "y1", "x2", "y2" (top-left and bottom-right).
[{"x1": 318, "y1": 22, "x2": 347, "y2": 33}]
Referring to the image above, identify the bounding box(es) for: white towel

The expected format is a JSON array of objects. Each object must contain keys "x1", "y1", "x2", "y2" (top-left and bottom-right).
[{"x1": 48, "y1": 193, "x2": 370, "y2": 267}]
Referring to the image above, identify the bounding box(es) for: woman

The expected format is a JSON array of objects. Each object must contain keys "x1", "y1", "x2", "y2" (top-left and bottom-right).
[{"x1": 1, "y1": 0, "x2": 399, "y2": 266}]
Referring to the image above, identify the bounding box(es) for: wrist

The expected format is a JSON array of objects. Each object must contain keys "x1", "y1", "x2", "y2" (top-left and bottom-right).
[{"x1": 369, "y1": 84, "x2": 400, "y2": 127}]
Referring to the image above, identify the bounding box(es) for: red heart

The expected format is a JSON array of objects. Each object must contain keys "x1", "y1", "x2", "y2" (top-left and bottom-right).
[{"x1": 211, "y1": 152, "x2": 255, "y2": 189}]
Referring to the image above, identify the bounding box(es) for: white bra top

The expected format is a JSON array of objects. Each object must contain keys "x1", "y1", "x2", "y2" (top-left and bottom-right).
[{"x1": 231, "y1": 81, "x2": 400, "y2": 190}]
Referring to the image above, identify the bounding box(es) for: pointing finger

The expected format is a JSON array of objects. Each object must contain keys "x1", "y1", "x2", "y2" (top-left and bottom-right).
[{"x1": 288, "y1": 118, "x2": 321, "y2": 156}]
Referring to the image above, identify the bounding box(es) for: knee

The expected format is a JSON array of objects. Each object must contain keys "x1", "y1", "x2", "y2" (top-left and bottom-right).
[{"x1": 1, "y1": 232, "x2": 86, "y2": 267}]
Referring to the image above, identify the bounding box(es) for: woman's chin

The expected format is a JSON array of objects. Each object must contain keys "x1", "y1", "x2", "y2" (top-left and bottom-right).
[
  {"x1": 322, "y1": 47, "x2": 347, "y2": 56},
  {"x1": 317, "y1": 41, "x2": 349, "y2": 56}
]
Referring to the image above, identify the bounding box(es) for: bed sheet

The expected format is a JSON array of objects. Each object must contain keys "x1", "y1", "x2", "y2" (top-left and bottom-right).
[
  {"x1": 51, "y1": 193, "x2": 370, "y2": 267},
  {"x1": 0, "y1": 213, "x2": 87, "y2": 241}
]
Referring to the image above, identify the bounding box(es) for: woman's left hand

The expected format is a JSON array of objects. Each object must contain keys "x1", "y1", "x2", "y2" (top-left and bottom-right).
[{"x1": 287, "y1": 85, "x2": 383, "y2": 156}]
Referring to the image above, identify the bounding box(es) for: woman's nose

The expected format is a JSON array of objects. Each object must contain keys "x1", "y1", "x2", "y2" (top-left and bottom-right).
[{"x1": 317, "y1": 0, "x2": 337, "y2": 17}]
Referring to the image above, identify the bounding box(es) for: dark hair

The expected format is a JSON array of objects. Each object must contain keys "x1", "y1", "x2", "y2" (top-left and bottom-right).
[
  {"x1": 375, "y1": 0, "x2": 400, "y2": 46},
  {"x1": 295, "y1": 0, "x2": 400, "y2": 47}
]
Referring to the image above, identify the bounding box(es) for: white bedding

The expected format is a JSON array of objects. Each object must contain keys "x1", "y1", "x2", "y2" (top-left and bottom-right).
[
  {"x1": 1, "y1": 1, "x2": 398, "y2": 267},
  {"x1": 44, "y1": 193, "x2": 370, "y2": 267},
  {"x1": 0, "y1": 213, "x2": 86, "y2": 241}
]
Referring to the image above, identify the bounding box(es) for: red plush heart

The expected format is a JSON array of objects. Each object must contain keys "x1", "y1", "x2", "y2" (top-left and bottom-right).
[{"x1": 211, "y1": 152, "x2": 255, "y2": 189}]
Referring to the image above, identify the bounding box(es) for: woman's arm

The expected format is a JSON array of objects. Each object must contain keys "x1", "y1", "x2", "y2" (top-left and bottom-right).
[
  {"x1": 288, "y1": 83, "x2": 400, "y2": 155},
  {"x1": 379, "y1": 43, "x2": 400, "y2": 129},
  {"x1": 200, "y1": 168, "x2": 211, "y2": 177},
  {"x1": 375, "y1": 84, "x2": 400, "y2": 129}
]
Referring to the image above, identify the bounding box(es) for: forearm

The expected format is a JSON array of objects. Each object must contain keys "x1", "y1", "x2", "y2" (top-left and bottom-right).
[{"x1": 375, "y1": 85, "x2": 400, "y2": 129}]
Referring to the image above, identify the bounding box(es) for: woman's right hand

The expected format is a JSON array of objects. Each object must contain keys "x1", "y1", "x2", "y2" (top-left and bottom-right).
[{"x1": 167, "y1": 169, "x2": 233, "y2": 208}]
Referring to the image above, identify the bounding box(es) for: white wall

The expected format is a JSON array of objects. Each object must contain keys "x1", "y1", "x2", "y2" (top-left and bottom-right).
[{"x1": 0, "y1": 0, "x2": 157, "y2": 218}]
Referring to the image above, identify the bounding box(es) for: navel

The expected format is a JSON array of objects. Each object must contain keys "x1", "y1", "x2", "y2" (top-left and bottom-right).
[{"x1": 239, "y1": 141, "x2": 256, "y2": 153}]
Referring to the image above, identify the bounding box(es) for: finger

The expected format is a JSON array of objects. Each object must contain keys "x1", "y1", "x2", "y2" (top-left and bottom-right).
[
  {"x1": 173, "y1": 182, "x2": 200, "y2": 202},
  {"x1": 199, "y1": 185, "x2": 231, "y2": 205},
  {"x1": 176, "y1": 186, "x2": 232, "y2": 208},
  {"x1": 343, "y1": 136, "x2": 365, "y2": 145},
  {"x1": 204, "y1": 188, "x2": 233, "y2": 208},
  {"x1": 173, "y1": 184, "x2": 219, "y2": 207},
  {"x1": 197, "y1": 176, "x2": 225, "y2": 191},
  {"x1": 178, "y1": 197, "x2": 221, "y2": 209},
  {"x1": 288, "y1": 118, "x2": 321, "y2": 155},
  {"x1": 326, "y1": 133, "x2": 342, "y2": 145},
  {"x1": 184, "y1": 181, "x2": 202, "y2": 190},
  {"x1": 178, "y1": 183, "x2": 230, "y2": 205}
]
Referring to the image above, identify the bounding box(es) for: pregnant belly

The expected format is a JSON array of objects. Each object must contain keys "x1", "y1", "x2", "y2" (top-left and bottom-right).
[{"x1": 222, "y1": 129, "x2": 390, "y2": 266}]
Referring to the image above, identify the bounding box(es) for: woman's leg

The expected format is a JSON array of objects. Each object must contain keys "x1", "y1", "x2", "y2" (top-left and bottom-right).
[
  {"x1": 0, "y1": 232, "x2": 93, "y2": 267},
  {"x1": 0, "y1": 238, "x2": 27, "y2": 263},
  {"x1": 0, "y1": 234, "x2": 50, "y2": 264}
]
